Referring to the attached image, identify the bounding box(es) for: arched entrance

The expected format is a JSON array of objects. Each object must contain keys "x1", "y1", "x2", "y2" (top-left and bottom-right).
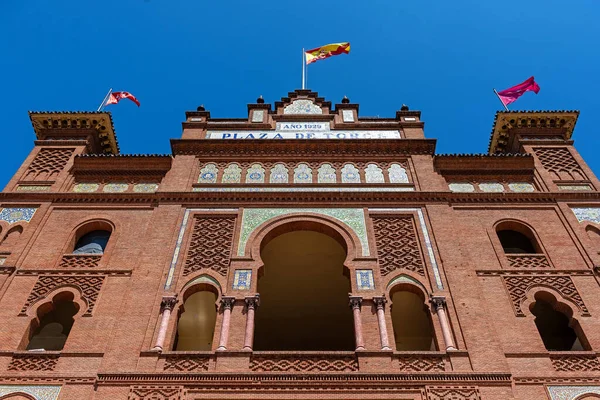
[{"x1": 253, "y1": 230, "x2": 354, "y2": 351}]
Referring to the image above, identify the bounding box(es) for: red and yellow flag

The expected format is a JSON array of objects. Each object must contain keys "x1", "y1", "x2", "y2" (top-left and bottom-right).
[{"x1": 305, "y1": 42, "x2": 350, "y2": 65}]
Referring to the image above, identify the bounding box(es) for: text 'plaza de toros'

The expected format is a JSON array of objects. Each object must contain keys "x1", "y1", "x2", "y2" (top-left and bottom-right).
[{"x1": 0, "y1": 90, "x2": 599, "y2": 400}]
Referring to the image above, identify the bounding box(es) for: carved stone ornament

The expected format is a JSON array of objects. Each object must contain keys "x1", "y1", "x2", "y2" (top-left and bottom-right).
[
  {"x1": 430, "y1": 295, "x2": 446, "y2": 311},
  {"x1": 160, "y1": 296, "x2": 177, "y2": 312},
  {"x1": 349, "y1": 296, "x2": 363, "y2": 309},
  {"x1": 373, "y1": 296, "x2": 387, "y2": 310},
  {"x1": 245, "y1": 295, "x2": 260, "y2": 309},
  {"x1": 220, "y1": 296, "x2": 236, "y2": 310}
]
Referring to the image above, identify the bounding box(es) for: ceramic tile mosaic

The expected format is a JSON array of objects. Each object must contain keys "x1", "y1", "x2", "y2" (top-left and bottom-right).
[
  {"x1": 365, "y1": 164, "x2": 385, "y2": 183},
  {"x1": 222, "y1": 163, "x2": 242, "y2": 183},
  {"x1": 0, "y1": 257, "x2": 5, "y2": 265},
  {"x1": 0, "y1": 385, "x2": 61, "y2": 400},
  {"x1": 356, "y1": 269, "x2": 375, "y2": 290},
  {"x1": 246, "y1": 164, "x2": 265, "y2": 183},
  {"x1": 508, "y1": 182, "x2": 535, "y2": 192},
  {"x1": 164, "y1": 208, "x2": 239, "y2": 289},
  {"x1": 317, "y1": 163, "x2": 337, "y2": 183},
  {"x1": 386, "y1": 274, "x2": 427, "y2": 293},
  {"x1": 342, "y1": 109, "x2": 355, "y2": 122},
  {"x1": 0, "y1": 208, "x2": 37, "y2": 224},
  {"x1": 547, "y1": 385, "x2": 600, "y2": 400},
  {"x1": 73, "y1": 183, "x2": 100, "y2": 193},
  {"x1": 293, "y1": 163, "x2": 313, "y2": 183},
  {"x1": 103, "y1": 183, "x2": 128, "y2": 193},
  {"x1": 283, "y1": 99, "x2": 323, "y2": 115},
  {"x1": 251, "y1": 110, "x2": 264, "y2": 123},
  {"x1": 388, "y1": 164, "x2": 409, "y2": 183},
  {"x1": 239, "y1": 208, "x2": 370, "y2": 257},
  {"x1": 233, "y1": 269, "x2": 252, "y2": 290},
  {"x1": 198, "y1": 163, "x2": 218, "y2": 184},
  {"x1": 341, "y1": 164, "x2": 361, "y2": 183},
  {"x1": 269, "y1": 164, "x2": 289, "y2": 184},
  {"x1": 369, "y1": 208, "x2": 443, "y2": 289},
  {"x1": 133, "y1": 183, "x2": 159, "y2": 193},
  {"x1": 16, "y1": 185, "x2": 50, "y2": 192},
  {"x1": 193, "y1": 187, "x2": 415, "y2": 193},
  {"x1": 572, "y1": 208, "x2": 600, "y2": 224},
  {"x1": 479, "y1": 182, "x2": 504, "y2": 192},
  {"x1": 448, "y1": 183, "x2": 475, "y2": 192},
  {"x1": 558, "y1": 184, "x2": 593, "y2": 191}
]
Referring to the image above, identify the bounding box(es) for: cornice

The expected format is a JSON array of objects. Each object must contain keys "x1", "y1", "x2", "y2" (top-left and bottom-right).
[
  {"x1": 2, "y1": 190, "x2": 600, "y2": 206},
  {"x1": 73, "y1": 154, "x2": 172, "y2": 177},
  {"x1": 170, "y1": 139, "x2": 437, "y2": 157}
]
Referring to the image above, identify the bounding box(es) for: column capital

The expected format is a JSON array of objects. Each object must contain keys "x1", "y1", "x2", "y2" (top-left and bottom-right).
[
  {"x1": 160, "y1": 296, "x2": 178, "y2": 312},
  {"x1": 349, "y1": 296, "x2": 363, "y2": 309},
  {"x1": 220, "y1": 296, "x2": 236, "y2": 311},
  {"x1": 430, "y1": 295, "x2": 447, "y2": 310},
  {"x1": 245, "y1": 294, "x2": 260, "y2": 309},
  {"x1": 373, "y1": 295, "x2": 387, "y2": 310}
]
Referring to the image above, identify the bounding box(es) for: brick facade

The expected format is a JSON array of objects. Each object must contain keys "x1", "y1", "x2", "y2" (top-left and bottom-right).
[{"x1": 0, "y1": 91, "x2": 598, "y2": 399}]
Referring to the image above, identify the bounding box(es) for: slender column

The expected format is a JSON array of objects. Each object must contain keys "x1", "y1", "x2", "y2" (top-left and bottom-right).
[
  {"x1": 373, "y1": 296, "x2": 391, "y2": 350},
  {"x1": 216, "y1": 297, "x2": 236, "y2": 351},
  {"x1": 431, "y1": 296, "x2": 457, "y2": 351},
  {"x1": 243, "y1": 295, "x2": 260, "y2": 350},
  {"x1": 152, "y1": 296, "x2": 177, "y2": 351},
  {"x1": 349, "y1": 296, "x2": 365, "y2": 351}
]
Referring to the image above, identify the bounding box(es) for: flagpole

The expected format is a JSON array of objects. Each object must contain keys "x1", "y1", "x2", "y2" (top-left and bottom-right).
[
  {"x1": 97, "y1": 88, "x2": 113, "y2": 112},
  {"x1": 302, "y1": 49, "x2": 306, "y2": 89},
  {"x1": 493, "y1": 89, "x2": 509, "y2": 111}
]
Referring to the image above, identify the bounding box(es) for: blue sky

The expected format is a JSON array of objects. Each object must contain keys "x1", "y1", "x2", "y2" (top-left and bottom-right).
[{"x1": 1, "y1": 0, "x2": 599, "y2": 188}]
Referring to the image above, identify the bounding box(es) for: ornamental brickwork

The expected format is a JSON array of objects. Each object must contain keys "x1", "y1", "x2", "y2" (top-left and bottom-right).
[{"x1": 0, "y1": 91, "x2": 598, "y2": 400}]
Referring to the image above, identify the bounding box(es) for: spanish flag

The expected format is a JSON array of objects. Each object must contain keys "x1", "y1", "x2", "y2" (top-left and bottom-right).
[{"x1": 305, "y1": 42, "x2": 350, "y2": 65}]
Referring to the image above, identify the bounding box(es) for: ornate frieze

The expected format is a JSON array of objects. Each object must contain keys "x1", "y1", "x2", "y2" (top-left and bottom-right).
[{"x1": 0, "y1": 207, "x2": 37, "y2": 224}]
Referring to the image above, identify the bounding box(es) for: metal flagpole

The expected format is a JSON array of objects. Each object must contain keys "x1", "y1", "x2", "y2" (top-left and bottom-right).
[
  {"x1": 302, "y1": 49, "x2": 306, "y2": 89},
  {"x1": 493, "y1": 89, "x2": 509, "y2": 111},
  {"x1": 97, "y1": 88, "x2": 113, "y2": 112}
]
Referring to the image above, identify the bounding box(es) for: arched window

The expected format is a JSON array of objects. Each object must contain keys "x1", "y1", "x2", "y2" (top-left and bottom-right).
[
  {"x1": 72, "y1": 230, "x2": 110, "y2": 254},
  {"x1": 390, "y1": 288, "x2": 436, "y2": 351},
  {"x1": 26, "y1": 292, "x2": 79, "y2": 351},
  {"x1": 496, "y1": 222, "x2": 540, "y2": 254},
  {"x1": 1, "y1": 226, "x2": 22, "y2": 247},
  {"x1": 173, "y1": 286, "x2": 218, "y2": 351},
  {"x1": 530, "y1": 293, "x2": 588, "y2": 351}
]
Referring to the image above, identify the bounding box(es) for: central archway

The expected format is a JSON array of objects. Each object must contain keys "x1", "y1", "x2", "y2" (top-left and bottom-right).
[{"x1": 253, "y1": 230, "x2": 355, "y2": 351}]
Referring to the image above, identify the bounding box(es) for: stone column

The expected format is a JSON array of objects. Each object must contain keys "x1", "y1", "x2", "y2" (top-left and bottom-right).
[
  {"x1": 349, "y1": 296, "x2": 365, "y2": 350},
  {"x1": 373, "y1": 296, "x2": 391, "y2": 350},
  {"x1": 153, "y1": 296, "x2": 177, "y2": 351},
  {"x1": 431, "y1": 296, "x2": 457, "y2": 351},
  {"x1": 243, "y1": 295, "x2": 260, "y2": 350},
  {"x1": 216, "y1": 297, "x2": 236, "y2": 351}
]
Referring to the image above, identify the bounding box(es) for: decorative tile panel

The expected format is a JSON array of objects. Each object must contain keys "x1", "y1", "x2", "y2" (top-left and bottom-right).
[
  {"x1": 0, "y1": 385, "x2": 61, "y2": 400},
  {"x1": 356, "y1": 269, "x2": 375, "y2": 290},
  {"x1": 342, "y1": 109, "x2": 354, "y2": 122},
  {"x1": 0, "y1": 207, "x2": 37, "y2": 224},
  {"x1": 73, "y1": 183, "x2": 100, "y2": 193},
  {"x1": 558, "y1": 184, "x2": 593, "y2": 191},
  {"x1": 388, "y1": 163, "x2": 409, "y2": 183},
  {"x1": 478, "y1": 182, "x2": 504, "y2": 192},
  {"x1": 233, "y1": 269, "x2": 252, "y2": 290},
  {"x1": 245, "y1": 163, "x2": 265, "y2": 183},
  {"x1": 198, "y1": 163, "x2": 218, "y2": 184},
  {"x1": 508, "y1": 182, "x2": 535, "y2": 192},
  {"x1": 365, "y1": 164, "x2": 385, "y2": 183},
  {"x1": 103, "y1": 183, "x2": 128, "y2": 193},
  {"x1": 17, "y1": 185, "x2": 50, "y2": 192},
  {"x1": 269, "y1": 163, "x2": 289, "y2": 184},
  {"x1": 341, "y1": 163, "x2": 361, "y2": 183},
  {"x1": 448, "y1": 183, "x2": 475, "y2": 192},
  {"x1": 193, "y1": 187, "x2": 415, "y2": 193},
  {"x1": 222, "y1": 163, "x2": 242, "y2": 183},
  {"x1": 239, "y1": 208, "x2": 369, "y2": 256},
  {"x1": 293, "y1": 163, "x2": 313, "y2": 183},
  {"x1": 283, "y1": 99, "x2": 323, "y2": 115},
  {"x1": 548, "y1": 386, "x2": 600, "y2": 400},
  {"x1": 572, "y1": 208, "x2": 600, "y2": 224},
  {"x1": 251, "y1": 110, "x2": 264, "y2": 123},
  {"x1": 133, "y1": 183, "x2": 159, "y2": 193},
  {"x1": 0, "y1": 257, "x2": 5, "y2": 265},
  {"x1": 317, "y1": 163, "x2": 337, "y2": 183}
]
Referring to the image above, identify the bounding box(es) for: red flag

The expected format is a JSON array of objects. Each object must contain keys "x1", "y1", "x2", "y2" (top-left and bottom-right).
[
  {"x1": 497, "y1": 77, "x2": 540, "y2": 106},
  {"x1": 105, "y1": 91, "x2": 140, "y2": 107}
]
